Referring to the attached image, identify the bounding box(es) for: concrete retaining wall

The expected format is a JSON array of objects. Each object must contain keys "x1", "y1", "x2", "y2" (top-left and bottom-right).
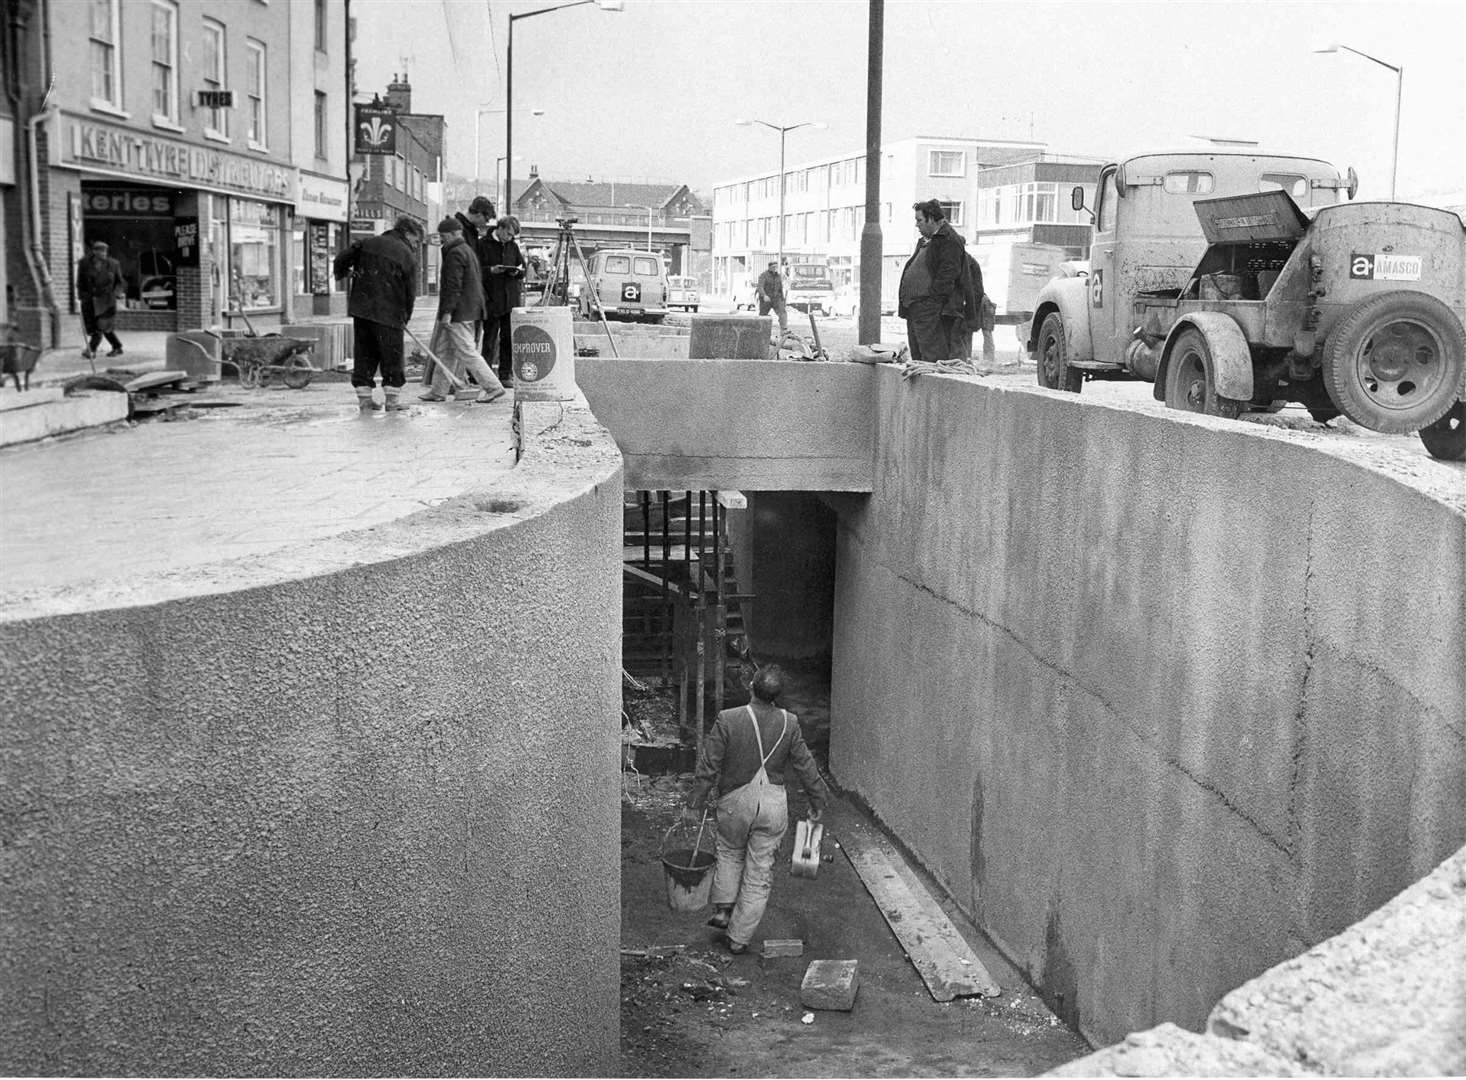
[
  {"x1": 0, "y1": 402, "x2": 624, "y2": 1076},
  {"x1": 578, "y1": 357, "x2": 875, "y2": 492},
  {"x1": 828, "y1": 367, "x2": 1466, "y2": 1047}
]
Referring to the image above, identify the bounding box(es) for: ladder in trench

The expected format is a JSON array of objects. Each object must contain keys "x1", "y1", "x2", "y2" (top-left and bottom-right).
[{"x1": 622, "y1": 489, "x2": 751, "y2": 758}]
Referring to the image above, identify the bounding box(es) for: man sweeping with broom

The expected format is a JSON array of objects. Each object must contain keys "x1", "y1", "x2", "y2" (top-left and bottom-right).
[{"x1": 685, "y1": 664, "x2": 827, "y2": 954}]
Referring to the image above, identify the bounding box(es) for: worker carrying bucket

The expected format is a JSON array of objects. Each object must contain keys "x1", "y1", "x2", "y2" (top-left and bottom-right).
[
  {"x1": 683, "y1": 664, "x2": 829, "y2": 955},
  {"x1": 659, "y1": 813, "x2": 716, "y2": 913}
]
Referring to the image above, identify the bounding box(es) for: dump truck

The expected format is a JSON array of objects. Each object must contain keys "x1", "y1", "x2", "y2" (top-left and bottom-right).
[{"x1": 1028, "y1": 149, "x2": 1465, "y2": 459}]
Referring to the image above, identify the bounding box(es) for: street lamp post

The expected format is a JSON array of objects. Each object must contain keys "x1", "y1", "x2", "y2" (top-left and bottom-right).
[
  {"x1": 735, "y1": 118, "x2": 825, "y2": 276},
  {"x1": 506, "y1": 0, "x2": 623, "y2": 219},
  {"x1": 1313, "y1": 42, "x2": 1403, "y2": 199},
  {"x1": 626, "y1": 203, "x2": 654, "y2": 250}
]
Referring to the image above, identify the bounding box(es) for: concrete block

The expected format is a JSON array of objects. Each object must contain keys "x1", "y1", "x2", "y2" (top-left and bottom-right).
[
  {"x1": 761, "y1": 938, "x2": 803, "y2": 958},
  {"x1": 1044, "y1": 1023, "x2": 1302, "y2": 1077},
  {"x1": 0, "y1": 391, "x2": 129, "y2": 447},
  {"x1": 800, "y1": 959, "x2": 858, "y2": 1011},
  {"x1": 0, "y1": 387, "x2": 64, "y2": 412},
  {"x1": 688, "y1": 314, "x2": 771, "y2": 359}
]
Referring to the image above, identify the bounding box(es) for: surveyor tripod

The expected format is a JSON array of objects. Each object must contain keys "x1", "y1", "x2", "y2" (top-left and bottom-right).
[{"x1": 540, "y1": 216, "x2": 619, "y2": 357}]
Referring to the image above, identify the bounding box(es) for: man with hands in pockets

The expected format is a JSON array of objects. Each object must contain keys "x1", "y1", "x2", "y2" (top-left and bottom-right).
[{"x1": 685, "y1": 664, "x2": 828, "y2": 954}]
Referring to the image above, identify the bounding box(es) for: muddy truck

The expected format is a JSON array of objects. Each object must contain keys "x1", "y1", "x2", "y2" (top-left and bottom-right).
[{"x1": 1028, "y1": 149, "x2": 1466, "y2": 459}]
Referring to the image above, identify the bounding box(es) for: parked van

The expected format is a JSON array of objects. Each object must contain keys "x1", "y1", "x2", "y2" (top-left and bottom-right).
[{"x1": 578, "y1": 249, "x2": 668, "y2": 322}]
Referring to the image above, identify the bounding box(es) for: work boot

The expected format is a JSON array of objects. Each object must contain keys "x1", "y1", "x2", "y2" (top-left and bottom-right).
[
  {"x1": 707, "y1": 905, "x2": 732, "y2": 930},
  {"x1": 106, "y1": 347, "x2": 124, "y2": 357},
  {"x1": 355, "y1": 387, "x2": 381, "y2": 412},
  {"x1": 383, "y1": 390, "x2": 407, "y2": 412}
]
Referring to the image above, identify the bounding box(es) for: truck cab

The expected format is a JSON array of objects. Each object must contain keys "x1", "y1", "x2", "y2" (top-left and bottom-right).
[
  {"x1": 1028, "y1": 149, "x2": 1466, "y2": 458},
  {"x1": 1031, "y1": 150, "x2": 1354, "y2": 378}
]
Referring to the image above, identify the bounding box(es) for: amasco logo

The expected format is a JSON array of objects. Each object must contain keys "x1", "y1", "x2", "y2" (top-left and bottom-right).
[{"x1": 512, "y1": 324, "x2": 557, "y2": 383}]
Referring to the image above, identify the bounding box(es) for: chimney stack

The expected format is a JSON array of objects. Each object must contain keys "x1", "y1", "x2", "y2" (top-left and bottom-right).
[{"x1": 385, "y1": 73, "x2": 411, "y2": 113}]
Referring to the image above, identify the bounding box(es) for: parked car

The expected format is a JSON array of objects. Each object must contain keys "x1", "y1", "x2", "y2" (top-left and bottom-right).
[
  {"x1": 829, "y1": 286, "x2": 858, "y2": 318},
  {"x1": 667, "y1": 275, "x2": 700, "y2": 312}
]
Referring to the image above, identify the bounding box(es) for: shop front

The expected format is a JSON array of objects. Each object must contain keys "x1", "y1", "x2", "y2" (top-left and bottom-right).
[
  {"x1": 294, "y1": 172, "x2": 350, "y2": 317},
  {"x1": 56, "y1": 113, "x2": 299, "y2": 334}
]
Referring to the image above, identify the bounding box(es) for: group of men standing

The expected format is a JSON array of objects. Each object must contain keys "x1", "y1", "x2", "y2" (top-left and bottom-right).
[{"x1": 333, "y1": 194, "x2": 526, "y2": 413}]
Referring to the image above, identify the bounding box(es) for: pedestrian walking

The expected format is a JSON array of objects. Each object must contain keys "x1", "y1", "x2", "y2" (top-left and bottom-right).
[
  {"x1": 481, "y1": 216, "x2": 526, "y2": 386},
  {"x1": 686, "y1": 664, "x2": 828, "y2": 954},
  {"x1": 756, "y1": 261, "x2": 788, "y2": 334},
  {"x1": 420, "y1": 217, "x2": 506, "y2": 404},
  {"x1": 898, "y1": 199, "x2": 967, "y2": 366},
  {"x1": 76, "y1": 241, "x2": 126, "y2": 359},
  {"x1": 334, "y1": 216, "x2": 423, "y2": 412}
]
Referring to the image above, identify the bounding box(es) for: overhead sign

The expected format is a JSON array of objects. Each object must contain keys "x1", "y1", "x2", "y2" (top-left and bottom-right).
[
  {"x1": 196, "y1": 90, "x2": 234, "y2": 109},
  {"x1": 355, "y1": 105, "x2": 396, "y2": 156}
]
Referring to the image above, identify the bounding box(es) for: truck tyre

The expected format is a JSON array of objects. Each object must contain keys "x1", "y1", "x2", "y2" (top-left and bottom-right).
[
  {"x1": 1322, "y1": 291, "x2": 1466, "y2": 434},
  {"x1": 1163, "y1": 328, "x2": 1244, "y2": 418},
  {"x1": 1418, "y1": 400, "x2": 1466, "y2": 461},
  {"x1": 1035, "y1": 312, "x2": 1081, "y2": 393}
]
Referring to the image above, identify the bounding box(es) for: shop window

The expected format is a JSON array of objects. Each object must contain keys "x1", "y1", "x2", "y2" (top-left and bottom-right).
[
  {"x1": 79, "y1": 182, "x2": 178, "y2": 310},
  {"x1": 202, "y1": 20, "x2": 228, "y2": 139},
  {"x1": 229, "y1": 200, "x2": 281, "y2": 311},
  {"x1": 90, "y1": 0, "x2": 122, "y2": 110},
  {"x1": 150, "y1": 1, "x2": 178, "y2": 125},
  {"x1": 246, "y1": 40, "x2": 267, "y2": 149}
]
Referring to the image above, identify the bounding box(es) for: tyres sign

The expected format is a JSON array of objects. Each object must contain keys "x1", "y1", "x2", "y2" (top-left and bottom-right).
[{"x1": 1350, "y1": 253, "x2": 1422, "y2": 281}]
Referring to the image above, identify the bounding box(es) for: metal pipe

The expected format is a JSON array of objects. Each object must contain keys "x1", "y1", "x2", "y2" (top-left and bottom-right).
[{"x1": 858, "y1": 0, "x2": 884, "y2": 344}]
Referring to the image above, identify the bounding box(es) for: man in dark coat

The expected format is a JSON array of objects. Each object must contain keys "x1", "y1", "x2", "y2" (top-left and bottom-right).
[
  {"x1": 333, "y1": 216, "x2": 423, "y2": 412},
  {"x1": 76, "y1": 241, "x2": 126, "y2": 359},
  {"x1": 756, "y1": 261, "x2": 787, "y2": 333},
  {"x1": 898, "y1": 199, "x2": 967, "y2": 365},
  {"x1": 480, "y1": 216, "x2": 526, "y2": 385},
  {"x1": 420, "y1": 217, "x2": 505, "y2": 404}
]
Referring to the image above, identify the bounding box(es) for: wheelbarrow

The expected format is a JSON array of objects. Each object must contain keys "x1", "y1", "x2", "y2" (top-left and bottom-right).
[
  {"x1": 1, "y1": 337, "x2": 42, "y2": 392},
  {"x1": 202, "y1": 311, "x2": 317, "y2": 388}
]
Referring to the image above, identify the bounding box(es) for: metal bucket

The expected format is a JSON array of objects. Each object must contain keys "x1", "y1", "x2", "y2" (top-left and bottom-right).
[
  {"x1": 510, "y1": 306, "x2": 576, "y2": 401},
  {"x1": 659, "y1": 814, "x2": 715, "y2": 912},
  {"x1": 660, "y1": 848, "x2": 716, "y2": 912}
]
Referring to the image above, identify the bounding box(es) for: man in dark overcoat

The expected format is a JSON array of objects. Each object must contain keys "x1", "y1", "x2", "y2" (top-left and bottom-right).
[
  {"x1": 334, "y1": 216, "x2": 423, "y2": 412},
  {"x1": 76, "y1": 240, "x2": 126, "y2": 359}
]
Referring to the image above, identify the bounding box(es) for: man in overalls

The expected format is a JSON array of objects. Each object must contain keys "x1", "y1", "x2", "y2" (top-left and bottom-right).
[{"x1": 686, "y1": 665, "x2": 828, "y2": 954}]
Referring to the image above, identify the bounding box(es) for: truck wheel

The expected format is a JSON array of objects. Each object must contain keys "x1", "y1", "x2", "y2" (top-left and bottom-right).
[
  {"x1": 1323, "y1": 291, "x2": 1466, "y2": 434},
  {"x1": 1035, "y1": 313, "x2": 1081, "y2": 393},
  {"x1": 1418, "y1": 400, "x2": 1466, "y2": 461},
  {"x1": 1163, "y1": 328, "x2": 1243, "y2": 418}
]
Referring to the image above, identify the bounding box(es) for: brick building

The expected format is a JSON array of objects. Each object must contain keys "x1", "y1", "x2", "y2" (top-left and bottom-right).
[{"x1": 2, "y1": 0, "x2": 350, "y2": 348}]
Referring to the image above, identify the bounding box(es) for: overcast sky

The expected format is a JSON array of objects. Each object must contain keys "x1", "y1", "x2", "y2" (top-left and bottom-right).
[{"x1": 352, "y1": 0, "x2": 1465, "y2": 203}]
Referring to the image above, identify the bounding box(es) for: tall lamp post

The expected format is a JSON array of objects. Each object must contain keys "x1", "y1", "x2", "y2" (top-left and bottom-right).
[
  {"x1": 735, "y1": 118, "x2": 826, "y2": 275},
  {"x1": 1313, "y1": 42, "x2": 1403, "y2": 199},
  {"x1": 506, "y1": 0, "x2": 623, "y2": 218},
  {"x1": 626, "y1": 203, "x2": 654, "y2": 251}
]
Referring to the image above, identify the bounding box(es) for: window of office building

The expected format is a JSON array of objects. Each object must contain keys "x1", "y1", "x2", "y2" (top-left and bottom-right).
[
  {"x1": 90, "y1": 0, "x2": 121, "y2": 108},
  {"x1": 939, "y1": 201, "x2": 964, "y2": 227},
  {"x1": 314, "y1": 0, "x2": 328, "y2": 49},
  {"x1": 150, "y1": 1, "x2": 178, "y2": 124},
  {"x1": 202, "y1": 20, "x2": 228, "y2": 138},
  {"x1": 246, "y1": 39, "x2": 267, "y2": 148},
  {"x1": 229, "y1": 199, "x2": 281, "y2": 311},
  {"x1": 929, "y1": 149, "x2": 965, "y2": 177}
]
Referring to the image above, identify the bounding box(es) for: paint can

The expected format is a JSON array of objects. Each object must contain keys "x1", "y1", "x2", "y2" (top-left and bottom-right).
[{"x1": 510, "y1": 306, "x2": 576, "y2": 401}]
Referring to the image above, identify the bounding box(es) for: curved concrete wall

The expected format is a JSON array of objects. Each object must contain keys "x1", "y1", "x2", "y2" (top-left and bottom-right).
[
  {"x1": 829, "y1": 368, "x2": 1466, "y2": 1047},
  {"x1": 0, "y1": 402, "x2": 623, "y2": 1076}
]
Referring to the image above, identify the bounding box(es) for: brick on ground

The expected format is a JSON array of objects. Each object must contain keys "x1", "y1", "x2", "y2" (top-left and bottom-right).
[
  {"x1": 801, "y1": 959, "x2": 859, "y2": 1011},
  {"x1": 762, "y1": 938, "x2": 803, "y2": 958}
]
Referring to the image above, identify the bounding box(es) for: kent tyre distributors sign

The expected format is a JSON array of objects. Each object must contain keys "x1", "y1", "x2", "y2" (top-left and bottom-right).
[{"x1": 66, "y1": 116, "x2": 296, "y2": 201}]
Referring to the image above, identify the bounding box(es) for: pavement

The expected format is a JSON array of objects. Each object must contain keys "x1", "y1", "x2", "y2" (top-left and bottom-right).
[{"x1": 0, "y1": 310, "x2": 517, "y2": 603}]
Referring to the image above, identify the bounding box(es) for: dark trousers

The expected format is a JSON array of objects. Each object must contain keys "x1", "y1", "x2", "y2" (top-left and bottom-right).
[
  {"x1": 351, "y1": 317, "x2": 406, "y2": 389},
  {"x1": 483, "y1": 312, "x2": 514, "y2": 381},
  {"x1": 903, "y1": 298, "x2": 960, "y2": 364},
  {"x1": 81, "y1": 301, "x2": 122, "y2": 353}
]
